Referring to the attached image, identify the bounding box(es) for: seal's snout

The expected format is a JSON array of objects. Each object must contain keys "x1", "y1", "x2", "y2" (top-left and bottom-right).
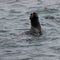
[{"x1": 30, "y1": 12, "x2": 42, "y2": 35}]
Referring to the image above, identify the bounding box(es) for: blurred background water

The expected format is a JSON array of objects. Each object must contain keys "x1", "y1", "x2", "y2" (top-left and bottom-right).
[{"x1": 0, "y1": 0, "x2": 60, "y2": 60}]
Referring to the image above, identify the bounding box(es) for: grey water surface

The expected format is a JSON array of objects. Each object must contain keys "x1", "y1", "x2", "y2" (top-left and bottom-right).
[{"x1": 0, "y1": 0, "x2": 60, "y2": 60}]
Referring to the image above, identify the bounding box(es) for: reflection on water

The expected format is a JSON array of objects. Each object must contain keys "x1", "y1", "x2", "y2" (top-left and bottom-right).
[{"x1": 0, "y1": 0, "x2": 60, "y2": 60}]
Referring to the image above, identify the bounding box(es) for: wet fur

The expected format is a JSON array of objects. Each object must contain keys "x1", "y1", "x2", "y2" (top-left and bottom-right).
[{"x1": 30, "y1": 12, "x2": 42, "y2": 35}]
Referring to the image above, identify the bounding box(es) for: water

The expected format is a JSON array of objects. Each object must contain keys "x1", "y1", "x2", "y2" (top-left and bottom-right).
[{"x1": 0, "y1": 0, "x2": 60, "y2": 60}]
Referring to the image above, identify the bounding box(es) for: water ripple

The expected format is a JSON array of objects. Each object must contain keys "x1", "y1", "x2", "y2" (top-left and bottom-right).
[
  {"x1": 0, "y1": 0, "x2": 60, "y2": 60},
  {"x1": 0, "y1": 30, "x2": 9, "y2": 33}
]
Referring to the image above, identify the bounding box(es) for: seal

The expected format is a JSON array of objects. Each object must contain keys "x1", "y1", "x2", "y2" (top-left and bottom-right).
[{"x1": 30, "y1": 12, "x2": 42, "y2": 35}]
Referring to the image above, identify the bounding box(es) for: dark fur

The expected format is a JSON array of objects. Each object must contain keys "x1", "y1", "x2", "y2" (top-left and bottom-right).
[{"x1": 30, "y1": 12, "x2": 42, "y2": 35}]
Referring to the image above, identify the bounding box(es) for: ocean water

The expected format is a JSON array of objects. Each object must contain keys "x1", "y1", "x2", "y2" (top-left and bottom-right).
[{"x1": 0, "y1": 0, "x2": 60, "y2": 60}]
